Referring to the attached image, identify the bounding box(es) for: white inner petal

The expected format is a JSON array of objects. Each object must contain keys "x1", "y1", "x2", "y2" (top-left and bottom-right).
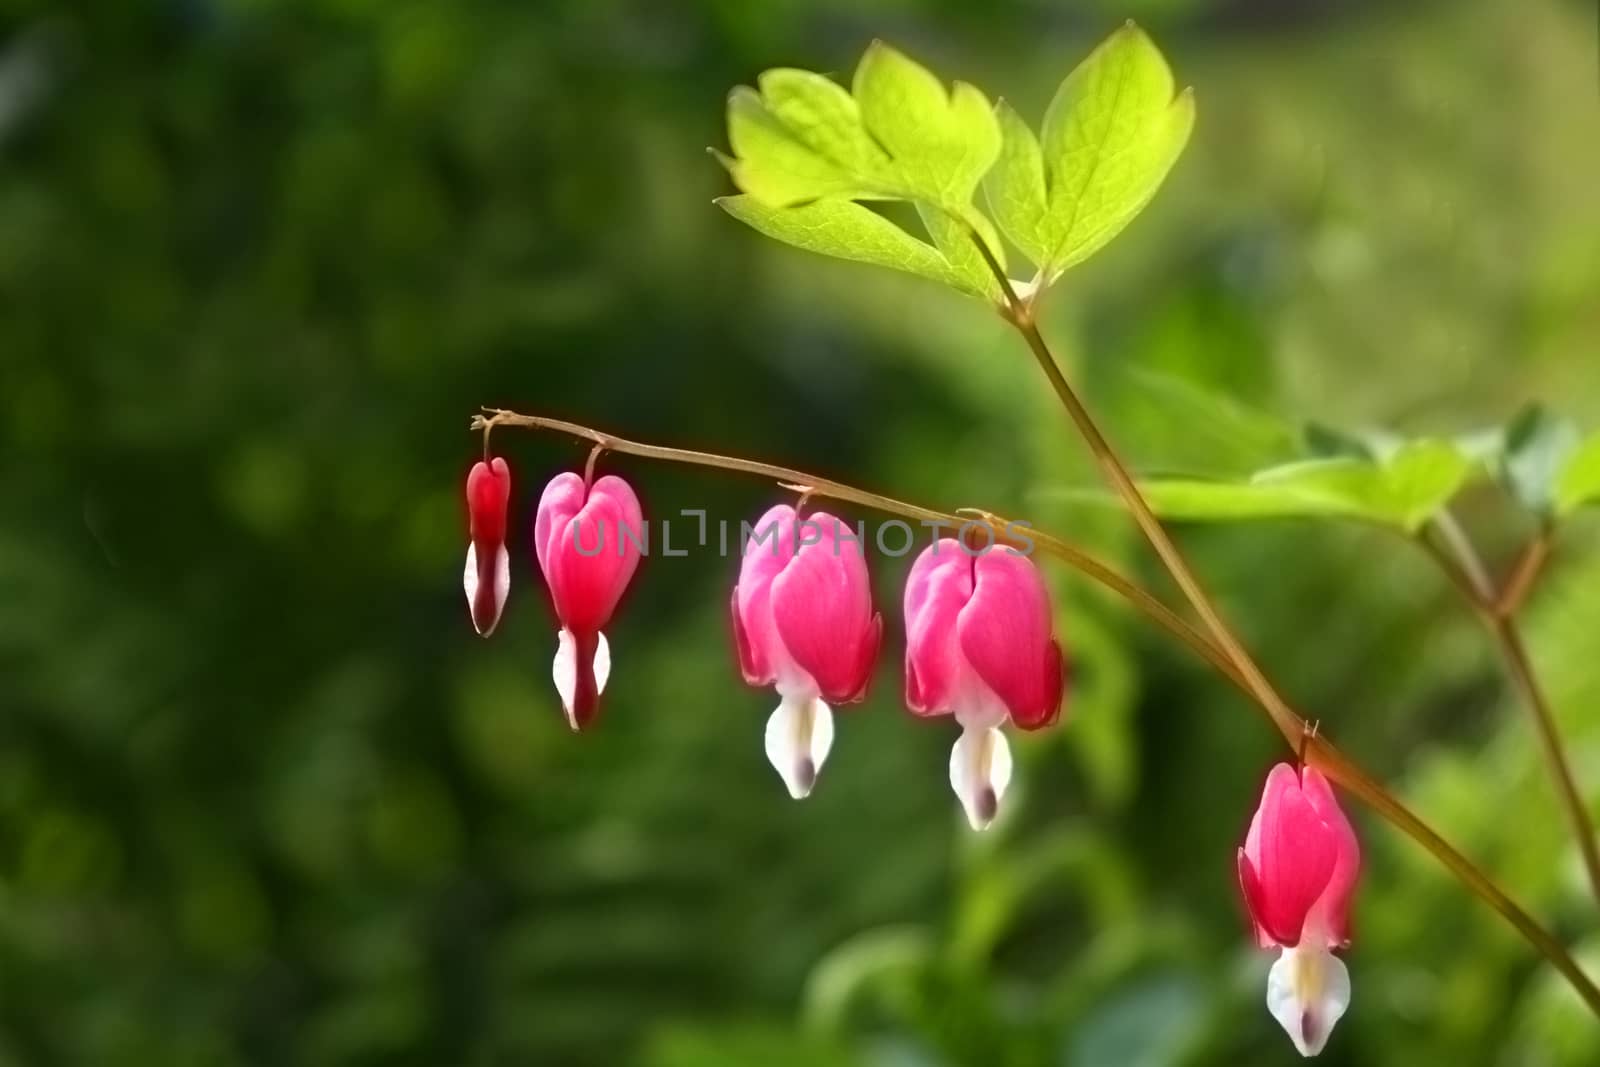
[
  {"x1": 491, "y1": 543, "x2": 509, "y2": 628},
  {"x1": 553, "y1": 628, "x2": 577, "y2": 725},
  {"x1": 1266, "y1": 944, "x2": 1350, "y2": 1058},
  {"x1": 949, "y1": 724, "x2": 1012, "y2": 831},
  {"x1": 764, "y1": 694, "x2": 833, "y2": 800},
  {"x1": 592, "y1": 630, "x2": 611, "y2": 695},
  {"x1": 464, "y1": 543, "x2": 510, "y2": 636},
  {"x1": 552, "y1": 629, "x2": 612, "y2": 729}
]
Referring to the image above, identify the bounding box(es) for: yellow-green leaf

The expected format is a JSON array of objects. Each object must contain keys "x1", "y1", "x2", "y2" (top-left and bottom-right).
[
  {"x1": 1379, "y1": 441, "x2": 1475, "y2": 529},
  {"x1": 1556, "y1": 432, "x2": 1600, "y2": 516},
  {"x1": 1057, "y1": 439, "x2": 1472, "y2": 532},
  {"x1": 756, "y1": 69, "x2": 890, "y2": 179},
  {"x1": 985, "y1": 101, "x2": 1051, "y2": 267},
  {"x1": 989, "y1": 22, "x2": 1193, "y2": 283},
  {"x1": 851, "y1": 42, "x2": 1000, "y2": 205},
  {"x1": 720, "y1": 87, "x2": 864, "y2": 206},
  {"x1": 714, "y1": 42, "x2": 1008, "y2": 298},
  {"x1": 715, "y1": 195, "x2": 979, "y2": 295}
]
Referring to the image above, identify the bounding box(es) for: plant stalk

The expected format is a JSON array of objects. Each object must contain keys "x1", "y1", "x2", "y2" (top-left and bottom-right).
[{"x1": 1422, "y1": 518, "x2": 1600, "y2": 905}]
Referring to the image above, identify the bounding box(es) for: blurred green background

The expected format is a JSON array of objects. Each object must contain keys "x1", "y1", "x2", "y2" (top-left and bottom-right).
[{"x1": 2, "y1": 0, "x2": 1599, "y2": 1064}]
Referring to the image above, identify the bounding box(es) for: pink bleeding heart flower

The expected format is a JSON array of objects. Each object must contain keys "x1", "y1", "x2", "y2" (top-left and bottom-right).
[
  {"x1": 1237, "y1": 762, "x2": 1361, "y2": 1057},
  {"x1": 903, "y1": 540, "x2": 1064, "y2": 830},
  {"x1": 731, "y1": 504, "x2": 882, "y2": 798},
  {"x1": 463, "y1": 457, "x2": 512, "y2": 637},
  {"x1": 534, "y1": 472, "x2": 644, "y2": 730}
]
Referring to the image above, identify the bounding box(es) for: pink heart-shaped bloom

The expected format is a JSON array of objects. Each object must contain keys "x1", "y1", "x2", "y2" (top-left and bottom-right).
[
  {"x1": 534, "y1": 472, "x2": 644, "y2": 729},
  {"x1": 463, "y1": 457, "x2": 512, "y2": 637}
]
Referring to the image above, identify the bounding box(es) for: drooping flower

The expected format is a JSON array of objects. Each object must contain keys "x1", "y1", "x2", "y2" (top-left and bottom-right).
[
  {"x1": 534, "y1": 472, "x2": 644, "y2": 730},
  {"x1": 903, "y1": 540, "x2": 1064, "y2": 830},
  {"x1": 1237, "y1": 762, "x2": 1361, "y2": 1057},
  {"x1": 463, "y1": 457, "x2": 512, "y2": 637},
  {"x1": 731, "y1": 504, "x2": 882, "y2": 798}
]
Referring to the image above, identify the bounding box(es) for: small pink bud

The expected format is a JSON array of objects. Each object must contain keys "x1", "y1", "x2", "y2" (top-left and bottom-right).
[
  {"x1": 463, "y1": 458, "x2": 512, "y2": 637},
  {"x1": 903, "y1": 541, "x2": 1064, "y2": 830},
  {"x1": 731, "y1": 505, "x2": 882, "y2": 798},
  {"x1": 1237, "y1": 763, "x2": 1361, "y2": 1056},
  {"x1": 534, "y1": 472, "x2": 644, "y2": 730}
]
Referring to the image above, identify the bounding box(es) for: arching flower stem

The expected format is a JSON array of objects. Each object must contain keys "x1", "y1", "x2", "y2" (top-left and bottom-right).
[
  {"x1": 469, "y1": 406, "x2": 1600, "y2": 1014},
  {"x1": 960, "y1": 228, "x2": 1600, "y2": 1015}
]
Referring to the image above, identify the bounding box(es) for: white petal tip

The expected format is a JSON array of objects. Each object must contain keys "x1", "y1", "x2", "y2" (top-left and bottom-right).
[
  {"x1": 1267, "y1": 946, "x2": 1350, "y2": 1057},
  {"x1": 464, "y1": 543, "x2": 509, "y2": 636},
  {"x1": 950, "y1": 725, "x2": 1012, "y2": 832},
  {"x1": 963, "y1": 786, "x2": 999, "y2": 831},
  {"x1": 552, "y1": 629, "x2": 611, "y2": 730},
  {"x1": 764, "y1": 696, "x2": 833, "y2": 800},
  {"x1": 787, "y1": 758, "x2": 816, "y2": 800}
]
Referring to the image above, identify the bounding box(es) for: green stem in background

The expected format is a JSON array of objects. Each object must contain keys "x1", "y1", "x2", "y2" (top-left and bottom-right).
[
  {"x1": 1422, "y1": 516, "x2": 1600, "y2": 905},
  {"x1": 1313, "y1": 741, "x2": 1600, "y2": 1011},
  {"x1": 973, "y1": 240, "x2": 1298, "y2": 737},
  {"x1": 469, "y1": 407, "x2": 1600, "y2": 1015},
  {"x1": 1498, "y1": 533, "x2": 1552, "y2": 619},
  {"x1": 963, "y1": 235, "x2": 1600, "y2": 1013}
]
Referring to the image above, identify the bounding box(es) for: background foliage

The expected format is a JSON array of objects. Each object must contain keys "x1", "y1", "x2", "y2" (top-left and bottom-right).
[{"x1": 2, "y1": 0, "x2": 1599, "y2": 1064}]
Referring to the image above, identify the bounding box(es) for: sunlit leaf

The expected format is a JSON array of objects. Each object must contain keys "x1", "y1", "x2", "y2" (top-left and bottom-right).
[
  {"x1": 715, "y1": 42, "x2": 1007, "y2": 297},
  {"x1": 1556, "y1": 432, "x2": 1600, "y2": 516},
  {"x1": 757, "y1": 69, "x2": 890, "y2": 180},
  {"x1": 986, "y1": 22, "x2": 1193, "y2": 282},
  {"x1": 1376, "y1": 439, "x2": 1476, "y2": 527},
  {"x1": 715, "y1": 195, "x2": 983, "y2": 295},
  {"x1": 1056, "y1": 438, "x2": 1472, "y2": 532},
  {"x1": 984, "y1": 100, "x2": 1049, "y2": 261},
  {"x1": 1138, "y1": 467, "x2": 1378, "y2": 523},
  {"x1": 720, "y1": 86, "x2": 867, "y2": 206},
  {"x1": 851, "y1": 41, "x2": 1001, "y2": 206},
  {"x1": 1252, "y1": 441, "x2": 1471, "y2": 530}
]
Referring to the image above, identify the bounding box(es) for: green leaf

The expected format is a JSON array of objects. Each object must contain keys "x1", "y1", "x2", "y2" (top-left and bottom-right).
[
  {"x1": 1500, "y1": 404, "x2": 1582, "y2": 518},
  {"x1": 917, "y1": 202, "x2": 1009, "y2": 298},
  {"x1": 852, "y1": 42, "x2": 1001, "y2": 206},
  {"x1": 986, "y1": 22, "x2": 1193, "y2": 281},
  {"x1": 1135, "y1": 467, "x2": 1379, "y2": 523},
  {"x1": 715, "y1": 42, "x2": 1007, "y2": 297},
  {"x1": 1250, "y1": 441, "x2": 1471, "y2": 531},
  {"x1": 985, "y1": 101, "x2": 1048, "y2": 262},
  {"x1": 720, "y1": 87, "x2": 865, "y2": 206},
  {"x1": 1063, "y1": 438, "x2": 1471, "y2": 532},
  {"x1": 756, "y1": 69, "x2": 889, "y2": 181},
  {"x1": 715, "y1": 195, "x2": 980, "y2": 295},
  {"x1": 1375, "y1": 439, "x2": 1477, "y2": 530},
  {"x1": 1556, "y1": 432, "x2": 1600, "y2": 516}
]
